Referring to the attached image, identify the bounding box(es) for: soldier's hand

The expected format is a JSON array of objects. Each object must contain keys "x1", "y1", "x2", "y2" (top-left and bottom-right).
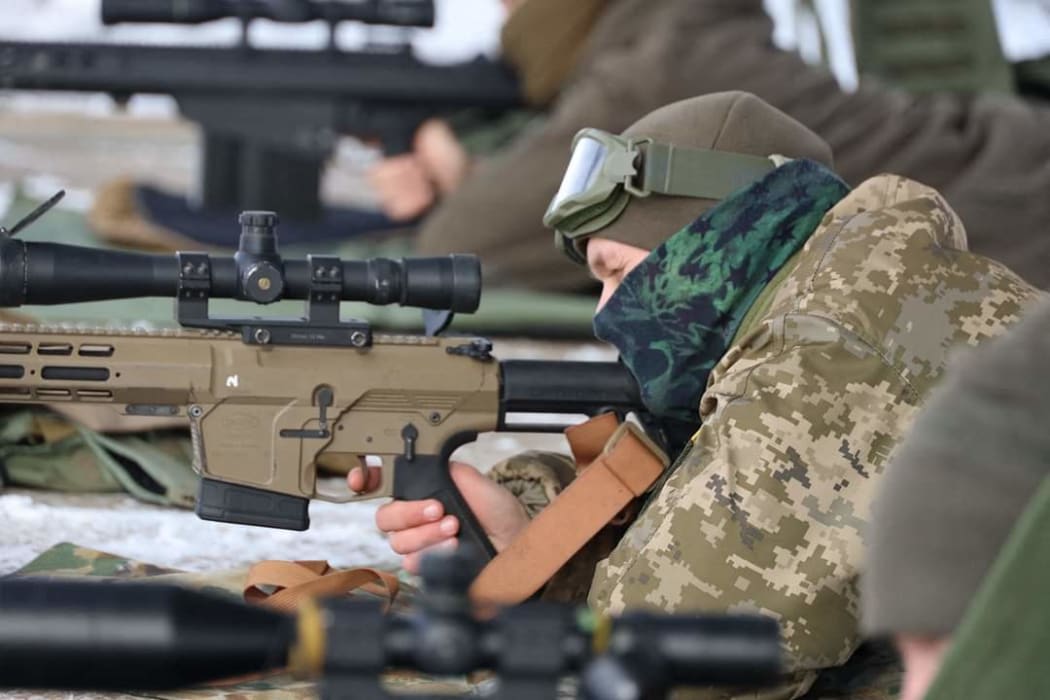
[
  {"x1": 368, "y1": 153, "x2": 438, "y2": 221},
  {"x1": 414, "y1": 119, "x2": 471, "y2": 195},
  {"x1": 348, "y1": 462, "x2": 529, "y2": 574}
]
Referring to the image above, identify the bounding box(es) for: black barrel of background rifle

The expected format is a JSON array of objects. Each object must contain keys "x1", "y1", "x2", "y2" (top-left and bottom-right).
[{"x1": 101, "y1": 0, "x2": 436, "y2": 28}]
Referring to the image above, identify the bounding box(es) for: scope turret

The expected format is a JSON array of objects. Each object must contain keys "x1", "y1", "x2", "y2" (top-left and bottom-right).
[{"x1": 101, "y1": 0, "x2": 436, "y2": 28}]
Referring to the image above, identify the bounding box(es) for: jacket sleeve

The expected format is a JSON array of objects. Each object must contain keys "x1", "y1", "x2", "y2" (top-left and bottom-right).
[
  {"x1": 486, "y1": 449, "x2": 577, "y2": 519},
  {"x1": 588, "y1": 329, "x2": 914, "y2": 699}
]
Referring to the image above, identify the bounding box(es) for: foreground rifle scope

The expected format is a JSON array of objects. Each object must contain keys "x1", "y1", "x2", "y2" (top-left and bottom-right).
[
  {"x1": 101, "y1": 0, "x2": 436, "y2": 28},
  {"x1": 0, "y1": 207, "x2": 478, "y2": 316},
  {"x1": 0, "y1": 549, "x2": 782, "y2": 699}
]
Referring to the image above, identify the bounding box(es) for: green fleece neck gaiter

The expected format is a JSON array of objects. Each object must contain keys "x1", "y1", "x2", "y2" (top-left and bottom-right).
[{"x1": 593, "y1": 159, "x2": 849, "y2": 453}]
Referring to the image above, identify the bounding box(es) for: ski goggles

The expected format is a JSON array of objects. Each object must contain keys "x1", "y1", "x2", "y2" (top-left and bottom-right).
[{"x1": 544, "y1": 128, "x2": 779, "y2": 264}]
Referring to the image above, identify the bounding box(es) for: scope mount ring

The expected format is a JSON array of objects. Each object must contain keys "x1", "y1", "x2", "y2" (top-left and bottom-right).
[{"x1": 175, "y1": 251, "x2": 374, "y2": 349}]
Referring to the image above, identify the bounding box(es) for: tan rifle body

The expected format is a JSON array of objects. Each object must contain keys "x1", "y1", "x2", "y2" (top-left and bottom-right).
[{"x1": 0, "y1": 322, "x2": 506, "y2": 554}]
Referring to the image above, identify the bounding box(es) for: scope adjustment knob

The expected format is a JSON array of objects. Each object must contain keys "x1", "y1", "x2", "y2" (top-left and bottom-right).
[
  {"x1": 242, "y1": 261, "x2": 284, "y2": 304},
  {"x1": 238, "y1": 211, "x2": 279, "y2": 229}
]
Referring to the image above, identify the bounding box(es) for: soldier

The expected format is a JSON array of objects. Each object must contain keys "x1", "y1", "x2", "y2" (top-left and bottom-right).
[
  {"x1": 352, "y1": 91, "x2": 1042, "y2": 697},
  {"x1": 862, "y1": 299, "x2": 1050, "y2": 700},
  {"x1": 408, "y1": 0, "x2": 1050, "y2": 290}
]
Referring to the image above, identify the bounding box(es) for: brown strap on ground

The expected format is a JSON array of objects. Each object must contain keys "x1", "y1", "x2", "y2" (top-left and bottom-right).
[
  {"x1": 244, "y1": 560, "x2": 400, "y2": 613},
  {"x1": 470, "y1": 416, "x2": 666, "y2": 605}
]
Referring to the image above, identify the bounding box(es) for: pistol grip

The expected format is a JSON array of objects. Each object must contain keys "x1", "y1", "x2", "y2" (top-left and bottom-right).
[{"x1": 392, "y1": 454, "x2": 497, "y2": 562}]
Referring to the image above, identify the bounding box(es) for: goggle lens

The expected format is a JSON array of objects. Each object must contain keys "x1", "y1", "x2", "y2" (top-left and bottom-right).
[{"x1": 547, "y1": 136, "x2": 609, "y2": 215}]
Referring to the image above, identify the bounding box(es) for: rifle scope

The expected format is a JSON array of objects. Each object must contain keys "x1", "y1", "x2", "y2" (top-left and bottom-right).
[
  {"x1": 101, "y1": 0, "x2": 436, "y2": 28},
  {"x1": 0, "y1": 210, "x2": 479, "y2": 313},
  {"x1": 0, "y1": 549, "x2": 782, "y2": 698}
]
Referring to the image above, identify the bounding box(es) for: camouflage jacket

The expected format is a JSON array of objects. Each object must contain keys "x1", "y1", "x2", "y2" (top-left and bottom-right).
[{"x1": 495, "y1": 175, "x2": 1041, "y2": 699}]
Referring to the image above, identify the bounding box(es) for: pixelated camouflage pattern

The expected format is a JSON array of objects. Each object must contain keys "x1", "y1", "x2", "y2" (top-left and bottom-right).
[
  {"x1": 14, "y1": 542, "x2": 180, "y2": 579},
  {"x1": 585, "y1": 174, "x2": 1042, "y2": 699},
  {"x1": 13, "y1": 543, "x2": 474, "y2": 699},
  {"x1": 593, "y1": 160, "x2": 849, "y2": 453},
  {"x1": 488, "y1": 449, "x2": 577, "y2": 519}
]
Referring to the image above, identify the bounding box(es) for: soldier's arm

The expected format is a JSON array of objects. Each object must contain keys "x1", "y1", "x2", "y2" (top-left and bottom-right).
[
  {"x1": 487, "y1": 450, "x2": 578, "y2": 518},
  {"x1": 588, "y1": 335, "x2": 912, "y2": 698}
]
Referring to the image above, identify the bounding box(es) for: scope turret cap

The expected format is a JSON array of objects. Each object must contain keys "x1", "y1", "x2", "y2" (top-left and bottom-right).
[
  {"x1": 239, "y1": 211, "x2": 279, "y2": 228},
  {"x1": 592, "y1": 92, "x2": 834, "y2": 256}
]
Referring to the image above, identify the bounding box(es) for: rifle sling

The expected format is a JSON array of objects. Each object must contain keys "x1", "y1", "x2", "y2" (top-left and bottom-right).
[
  {"x1": 244, "y1": 560, "x2": 400, "y2": 613},
  {"x1": 238, "y1": 413, "x2": 665, "y2": 612},
  {"x1": 470, "y1": 414, "x2": 667, "y2": 605}
]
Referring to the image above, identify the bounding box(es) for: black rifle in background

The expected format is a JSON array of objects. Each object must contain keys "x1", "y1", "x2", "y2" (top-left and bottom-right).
[{"x1": 0, "y1": 0, "x2": 522, "y2": 220}]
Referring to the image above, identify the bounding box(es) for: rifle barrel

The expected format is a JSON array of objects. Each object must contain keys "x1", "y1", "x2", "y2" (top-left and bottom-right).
[
  {"x1": 101, "y1": 0, "x2": 436, "y2": 28},
  {"x1": 0, "y1": 41, "x2": 519, "y2": 106}
]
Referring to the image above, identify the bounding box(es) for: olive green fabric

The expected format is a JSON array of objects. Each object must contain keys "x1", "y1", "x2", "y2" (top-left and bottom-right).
[
  {"x1": 447, "y1": 108, "x2": 542, "y2": 157},
  {"x1": 0, "y1": 411, "x2": 122, "y2": 493},
  {"x1": 593, "y1": 92, "x2": 834, "y2": 256},
  {"x1": 416, "y1": 0, "x2": 1050, "y2": 291},
  {"x1": 922, "y1": 476, "x2": 1050, "y2": 700},
  {"x1": 0, "y1": 408, "x2": 197, "y2": 508},
  {"x1": 500, "y1": 0, "x2": 608, "y2": 107},
  {"x1": 852, "y1": 0, "x2": 1015, "y2": 95}
]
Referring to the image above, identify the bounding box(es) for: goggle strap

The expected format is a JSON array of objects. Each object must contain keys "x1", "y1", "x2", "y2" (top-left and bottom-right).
[{"x1": 640, "y1": 143, "x2": 777, "y2": 200}]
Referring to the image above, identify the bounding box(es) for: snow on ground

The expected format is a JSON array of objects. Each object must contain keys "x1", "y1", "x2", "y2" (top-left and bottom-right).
[{"x1": 0, "y1": 489, "x2": 394, "y2": 575}]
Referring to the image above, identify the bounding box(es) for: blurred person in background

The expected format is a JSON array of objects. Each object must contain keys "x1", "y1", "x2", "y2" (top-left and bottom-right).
[
  {"x1": 862, "y1": 298, "x2": 1050, "y2": 700},
  {"x1": 378, "y1": 0, "x2": 1050, "y2": 291}
]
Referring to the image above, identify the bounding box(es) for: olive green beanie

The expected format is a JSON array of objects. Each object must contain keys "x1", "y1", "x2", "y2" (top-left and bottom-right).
[
  {"x1": 861, "y1": 298, "x2": 1050, "y2": 638},
  {"x1": 595, "y1": 91, "x2": 834, "y2": 254}
]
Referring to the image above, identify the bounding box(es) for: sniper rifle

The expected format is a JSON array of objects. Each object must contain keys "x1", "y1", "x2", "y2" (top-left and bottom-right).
[{"x1": 0, "y1": 194, "x2": 649, "y2": 562}]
